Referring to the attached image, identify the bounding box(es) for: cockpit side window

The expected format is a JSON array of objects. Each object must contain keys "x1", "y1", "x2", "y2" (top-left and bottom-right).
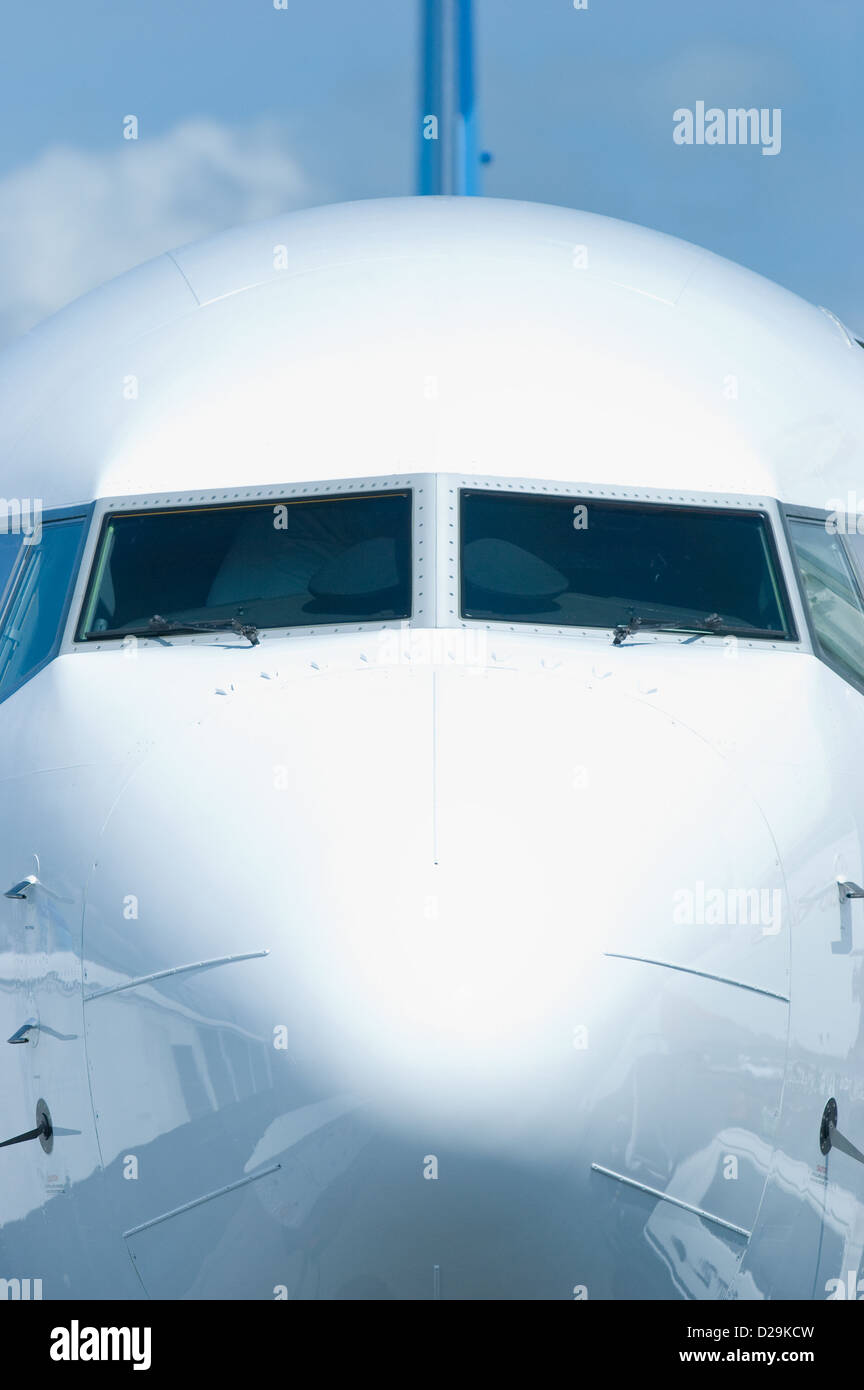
[
  {"x1": 840, "y1": 529, "x2": 864, "y2": 595},
  {"x1": 0, "y1": 517, "x2": 87, "y2": 700},
  {"x1": 460, "y1": 491, "x2": 794, "y2": 639},
  {"x1": 77, "y1": 491, "x2": 413, "y2": 641},
  {"x1": 0, "y1": 533, "x2": 22, "y2": 611},
  {"x1": 787, "y1": 517, "x2": 864, "y2": 686}
]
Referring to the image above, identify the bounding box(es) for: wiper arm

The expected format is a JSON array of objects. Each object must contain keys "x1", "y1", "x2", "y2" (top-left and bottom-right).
[
  {"x1": 612, "y1": 615, "x2": 706, "y2": 645},
  {"x1": 612, "y1": 612, "x2": 783, "y2": 646},
  {"x1": 88, "y1": 615, "x2": 260, "y2": 647},
  {"x1": 700, "y1": 613, "x2": 785, "y2": 639},
  {"x1": 147, "y1": 615, "x2": 260, "y2": 646}
]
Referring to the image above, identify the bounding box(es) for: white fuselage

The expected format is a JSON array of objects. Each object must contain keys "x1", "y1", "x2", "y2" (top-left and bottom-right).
[{"x1": 1, "y1": 198, "x2": 863, "y2": 1300}]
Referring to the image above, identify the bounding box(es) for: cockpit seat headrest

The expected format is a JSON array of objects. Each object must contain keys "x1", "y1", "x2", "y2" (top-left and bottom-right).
[{"x1": 463, "y1": 537, "x2": 568, "y2": 599}]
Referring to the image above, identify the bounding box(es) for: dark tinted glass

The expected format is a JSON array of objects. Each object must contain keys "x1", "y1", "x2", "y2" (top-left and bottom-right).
[
  {"x1": 79, "y1": 492, "x2": 412, "y2": 638},
  {"x1": 461, "y1": 491, "x2": 791, "y2": 635}
]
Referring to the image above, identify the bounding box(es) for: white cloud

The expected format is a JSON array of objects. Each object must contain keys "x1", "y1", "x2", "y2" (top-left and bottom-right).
[
  {"x1": 0, "y1": 119, "x2": 317, "y2": 347},
  {"x1": 637, "y1": 40, "x2": 800, "y2": 112}
]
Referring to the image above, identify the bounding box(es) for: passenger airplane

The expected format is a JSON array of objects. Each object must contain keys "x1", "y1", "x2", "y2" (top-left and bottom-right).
[
  {"x1": 1, "y1": 192, "x2": 864, "y2": 1301},
  {"x1": 3, "y1": 0, "x2": 864, "y2": 1298}
]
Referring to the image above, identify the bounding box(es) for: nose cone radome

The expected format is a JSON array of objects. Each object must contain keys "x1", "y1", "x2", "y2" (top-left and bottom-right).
[{"x1": 83, "y1": 660, "x2": 786, "y2": 1154}]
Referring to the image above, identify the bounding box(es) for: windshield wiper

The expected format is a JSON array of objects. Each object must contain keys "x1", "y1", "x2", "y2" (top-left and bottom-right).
[
  {"x1": 88, "y1": 615, "x2": 260, "y2": 647},
  {"x1": 612, "y1": 612, "x2": 783, "y2": 646},
  {"x1": 612, "y1": 615, "x2": 698, "y2": 645},
  {"x1": 699, "y1": 613, "x2": 786, "y2": 639}
]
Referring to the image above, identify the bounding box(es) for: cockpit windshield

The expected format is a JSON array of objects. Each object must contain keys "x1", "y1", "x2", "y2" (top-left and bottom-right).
[
  {"x1": 460, "y1": 491, "x2": 793, "y2": 638},
  {"x1": 77, "y1": 491, "x2": 412, "y2": 640}
]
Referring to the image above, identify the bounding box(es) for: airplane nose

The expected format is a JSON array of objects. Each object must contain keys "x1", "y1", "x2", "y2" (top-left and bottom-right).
[{"x1": 83, "y1": 655, "x2": 786, "y2": 1155}]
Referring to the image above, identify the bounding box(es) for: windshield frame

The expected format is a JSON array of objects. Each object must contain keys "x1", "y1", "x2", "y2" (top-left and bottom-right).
[
  {"x1": 446, "y1": 475, "x2": 805, "y2": 649},
  {"x1": 53, "y1": 474, "x2": 814, "y2": 660},
  {"x1": 65, "y1": 476, "x2": 428, "y2": 650}
]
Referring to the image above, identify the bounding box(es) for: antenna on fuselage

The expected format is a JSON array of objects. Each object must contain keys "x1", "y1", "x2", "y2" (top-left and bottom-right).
[{"x1": 417, "y1": 0, "x2": 491, "y2": 196}]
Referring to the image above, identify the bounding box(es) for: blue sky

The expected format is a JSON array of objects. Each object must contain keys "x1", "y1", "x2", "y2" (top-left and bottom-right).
[{"x1": 0, "y1": 0, "x2": 861, "y2": 344}]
